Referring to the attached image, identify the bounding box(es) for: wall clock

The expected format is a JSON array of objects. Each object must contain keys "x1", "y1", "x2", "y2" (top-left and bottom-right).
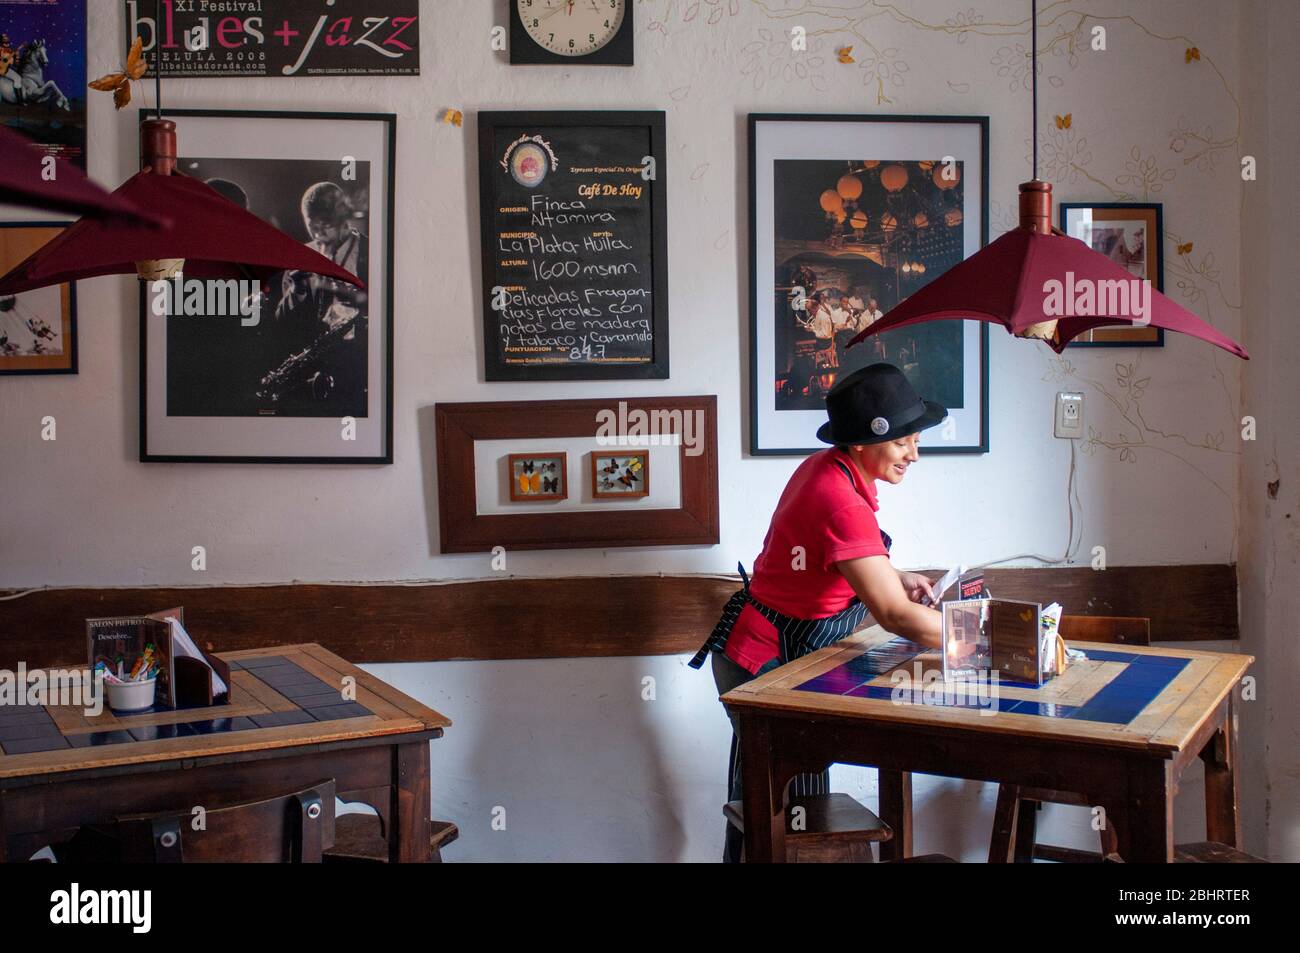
[{"x1": 510, "y1": 0, "x2": 633, "y2": 66}]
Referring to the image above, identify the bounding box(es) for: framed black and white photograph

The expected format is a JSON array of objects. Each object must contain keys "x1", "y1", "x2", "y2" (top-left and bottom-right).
[
  {"x1": 1060, "y1": 202, "x2": 1165, "y2": 348},
  {"x1": 139, "y1": 109, "x2": 395, "y2": 463},
  {"x1": 478, "y1": 110, "x2": 668, "y2": 381},
  {"x1": 749, "y1": 114, "x2": 989, "y2": 455},
  {"x1": 0, "y1": 222, "x2": 77, "y2": 375}
]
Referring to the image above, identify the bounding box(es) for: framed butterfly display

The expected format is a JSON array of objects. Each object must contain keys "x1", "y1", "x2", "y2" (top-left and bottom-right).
[
  {"x1": 592, "y1": 451, "x2": 648, "y2": 499},
  {"x1": 508, "y1": 452, "x2": 568, "y2": 502}
]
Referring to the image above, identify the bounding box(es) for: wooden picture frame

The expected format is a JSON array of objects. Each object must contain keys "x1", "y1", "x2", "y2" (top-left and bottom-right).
[
  {"x1": 478, "y1": 110, "x2": 668, "y2": 381},
  {"x1": 591, "y1": 450, "x2": 649, "y2": 499},
  {"x1": 748, "y1": 114, "x2": 990, "y2": 455},
  {"x1": 436, "y1": 396, "x2": 717, "y2": 553},
  {"x1": 0, "y1": 222, "x2": 77, "y2": 375},
  {"x1": 507, "y1": 452, "x2": 568, "y2": 502},
  {"x1": 1059, "y1": 202, "x2": 1165, "y2": 348},
  {"x1": 138, "y1": 109, "x2": 396, "y2": 464}
]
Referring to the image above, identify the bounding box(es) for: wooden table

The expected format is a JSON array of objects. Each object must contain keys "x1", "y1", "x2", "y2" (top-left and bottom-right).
[
  {"x1": 723, "y1": 629, "x2": 1252, "y2": 863},
  {"x1": 0, "y1": 644, "x2": 451, "y2": 862}
]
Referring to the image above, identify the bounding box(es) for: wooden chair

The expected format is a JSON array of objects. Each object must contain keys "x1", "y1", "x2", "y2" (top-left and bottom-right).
[
  {"x1": 115, "y1": 780, "x2": 336, "y2": 863},
  {"x1": 322, "y1": 813, "x2": 460, "y2": 863},
  {"x1": 989, "y1": 616, "x2": 1148, "y2": 863},
  {"x1": 723, "y1": 792, "x2": 894, "y2": 863}
]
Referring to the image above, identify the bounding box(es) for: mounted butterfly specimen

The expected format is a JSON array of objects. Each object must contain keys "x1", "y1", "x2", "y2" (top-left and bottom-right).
[
  {"x1": 592, "y1": 451, "x2": 650, "y2": 499},
  {"x1": 508, "y1": 452, "x2": 567, "y2": 502}
]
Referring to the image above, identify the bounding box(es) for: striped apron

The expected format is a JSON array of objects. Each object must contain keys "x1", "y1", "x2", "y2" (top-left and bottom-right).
[{"x1": 691, "y1": 461, "x2": 892, "y2": 858}]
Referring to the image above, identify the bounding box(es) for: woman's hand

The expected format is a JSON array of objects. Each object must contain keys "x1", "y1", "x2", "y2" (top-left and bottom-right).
[{"x1": 896, "y1": 570, "x2": 936, "y2": 605}]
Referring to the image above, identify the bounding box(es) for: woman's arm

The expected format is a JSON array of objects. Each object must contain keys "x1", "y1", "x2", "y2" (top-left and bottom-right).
[{"x1": 836, "y1": 555, "x2": 942, "y2": 649}]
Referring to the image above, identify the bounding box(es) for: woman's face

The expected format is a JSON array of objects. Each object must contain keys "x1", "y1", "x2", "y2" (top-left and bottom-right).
[{"x1": 851, "y1": 431, "x2": 921, "y2": 484}]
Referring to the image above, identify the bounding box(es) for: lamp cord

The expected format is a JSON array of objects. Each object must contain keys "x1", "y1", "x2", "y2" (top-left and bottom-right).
[
  {"x1": 154, "y1": 0, "x2": 163, "y2": 119},
  {"x1": 1031, "y1": 0, "x2": 1038, "y2": 180}
]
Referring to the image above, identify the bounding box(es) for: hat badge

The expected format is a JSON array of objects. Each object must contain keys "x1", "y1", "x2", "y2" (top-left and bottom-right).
[{"x1": 870, "y1": 416, "x2": 890, "y2": 436}]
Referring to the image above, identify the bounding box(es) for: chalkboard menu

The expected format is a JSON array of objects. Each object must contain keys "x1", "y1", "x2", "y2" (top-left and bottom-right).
[{"x1": 478, "y1": 111, "x2": 668, "y2": 381}]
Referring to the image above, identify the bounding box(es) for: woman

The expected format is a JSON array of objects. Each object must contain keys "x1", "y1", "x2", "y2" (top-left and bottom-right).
[{"x1": 688, "y1": 362, "x2": 948, "y2": 862}]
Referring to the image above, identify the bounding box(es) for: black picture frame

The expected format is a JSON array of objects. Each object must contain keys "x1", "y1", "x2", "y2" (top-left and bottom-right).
[
  {"x1": 509, "y1": 0, "x2": 634, "y2": 65},
  {"x1": 1059, "y1": 201, "x2": 1166, "y2": 349},
  {"x1": 477, "y1": 110, "x2": 669, "y2": 381},
  {"x1": 748, "y1": 113, "x2": 990, "y2": 456},
  {"x1": 0, "y1": 221, "x2": 78, "y2": 376},
  {"x1": 138, "y1": 109, "x2": 396, "y2": 464}
]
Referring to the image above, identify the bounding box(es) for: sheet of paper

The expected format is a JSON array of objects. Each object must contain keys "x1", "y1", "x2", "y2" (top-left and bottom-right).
[
  {"x1": 923, "y1": 564, "x2": 967, "y2": 606},
  {"x1": 168, "y1": 617, "x2": 228, "y2": 696}
]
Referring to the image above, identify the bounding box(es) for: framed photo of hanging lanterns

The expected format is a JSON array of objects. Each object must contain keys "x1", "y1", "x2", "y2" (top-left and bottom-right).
[
  {"x1": 0, "y1": 222, "x2": 77, "y2": 375},
  {"x1": 748, "y1": 114, "x2": 990, "y2": 455},
  {"x1": 1059, "y1": 202, "x2": 1164, "y2": 348}
]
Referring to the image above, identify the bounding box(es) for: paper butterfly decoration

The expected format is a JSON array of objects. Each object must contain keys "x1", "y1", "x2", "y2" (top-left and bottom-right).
[
  {"x1": 89, "y1": 36, "x2": 149, "y2": 110},
  {"x1": 1054, "y1": 113, "x2": 1071, "y2": 130}
]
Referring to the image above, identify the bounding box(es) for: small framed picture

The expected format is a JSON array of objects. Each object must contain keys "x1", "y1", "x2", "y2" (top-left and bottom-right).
[
  {"x1": 0, "y1": 222, "x2": 77, "y2": 376},
  {"x1": 508, "y1": 453, "x2": 567, "y2": 502},
  {"x1": 1059, "y1": 202, "x2": 1164, "y2": 347},
  {"x1": 592, "y1": 451, "x2": 650, "y2": 499}
]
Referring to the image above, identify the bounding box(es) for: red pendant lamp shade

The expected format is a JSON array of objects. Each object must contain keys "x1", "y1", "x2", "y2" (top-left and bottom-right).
[
  {"x1": 0, "y1": 125, "x2": 165, "y2": 224},
  {"x1": 848, "y1": 0, "x2": 1247, "y2": 362},
  {"x1": 847, "y1": 180, "x2": 1248, "y2": 360},
  {"x1": 0, "y1": 119, "x2": 365, "y2": 295}
]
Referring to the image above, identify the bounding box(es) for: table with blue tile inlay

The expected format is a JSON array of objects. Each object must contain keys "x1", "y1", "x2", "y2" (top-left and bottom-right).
[
  {"x1": 722, "y1": 627, "x2": 1252, "y2": 863},
  {"x1": 0, "y1": 643, "x2": 452, "y2": 863}
]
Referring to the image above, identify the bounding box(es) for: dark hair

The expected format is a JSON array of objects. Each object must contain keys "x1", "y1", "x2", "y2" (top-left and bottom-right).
[{"x1": 835, "y1": 444, "x2": 850, "y2": 453}]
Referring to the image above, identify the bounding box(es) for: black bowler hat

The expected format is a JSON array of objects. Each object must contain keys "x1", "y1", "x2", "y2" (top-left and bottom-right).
[{"x1": 815, "y1": 363, "x2": 948, "y2": 445}]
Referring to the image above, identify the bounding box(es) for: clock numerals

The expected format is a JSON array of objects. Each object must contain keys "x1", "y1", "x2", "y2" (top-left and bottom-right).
[{"x1": 516, "y1": 0, "x2": 626, "y2": 59}]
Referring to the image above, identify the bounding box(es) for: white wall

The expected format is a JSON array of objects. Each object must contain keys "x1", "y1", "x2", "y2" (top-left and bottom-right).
[
  {"x1": 1238, "y1": 0, "x2": 1300, "y2": 863},
  {"x1": 1, "y1": 1, "x2": 1274, "y2": 861}
]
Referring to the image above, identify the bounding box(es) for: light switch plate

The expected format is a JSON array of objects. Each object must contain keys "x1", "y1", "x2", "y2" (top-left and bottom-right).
[{"x1": 1054, "y1": 391, "x2": 1085, "y2": 439}]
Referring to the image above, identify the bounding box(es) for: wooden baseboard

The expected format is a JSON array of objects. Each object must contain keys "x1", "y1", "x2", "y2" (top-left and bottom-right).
[{"x1": 0, "y1": 565, "x2": 1236, "y2": 667}]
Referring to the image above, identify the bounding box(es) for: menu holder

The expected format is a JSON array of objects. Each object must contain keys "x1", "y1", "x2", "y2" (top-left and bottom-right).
[
  {"x1": 941, "y1": 597, "x2": 1044, "y2": 686},
  {"x1": 86, "y1": 607, "x2": 230, "y2": 709}
]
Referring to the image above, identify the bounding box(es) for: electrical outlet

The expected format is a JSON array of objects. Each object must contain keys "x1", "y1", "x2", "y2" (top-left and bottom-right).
[{"x1": 1054, "y1": 391, "x2": 1084, "y2": 439}]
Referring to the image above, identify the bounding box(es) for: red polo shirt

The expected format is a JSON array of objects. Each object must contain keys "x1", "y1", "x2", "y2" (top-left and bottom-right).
[{"x1": 724, "y1": 447, "x2": 890, "y2": 674}]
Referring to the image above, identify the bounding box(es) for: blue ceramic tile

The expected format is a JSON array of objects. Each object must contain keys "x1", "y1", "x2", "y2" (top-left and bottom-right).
[
  {"x1": 258, "y1": 671, "x2": 322, "y2": 689},
  {"x1": 225, "y1": 660, "x2": 244, "y2": 670},
  {"x1": 234, "y1": 655, "x2": 293, "y2": 669},
  {"x1": 1006, "y1": 700, "x2": 1079, "y2": 718},
  {"x1": 0, "y1": 735, "x2": 70, "y2": 754},
  {"x1": 0, "y1": 721, "x2": 62, "y2": 741},
  {"x1": 0, "y1": 711, "x2": 56, "y2": 726},
  {"x1": 250, "y1": 710, "x2": 316, "y2": 728},
  {"x1": 66, "y1": 730, "x2": 137, "y2": 748},
  {"x1": 128, "y1": 722, "x2": 198, "y2": 742},
  {"x1": 276, "y1": 681, "x2": 337, "y2": 700},
  {"x1": 186, "y1": 716, "x2": 258, "y2": 734},
  {"x1": 309, "y1": 703, "x2": 372, "y2": 721},
  {"x1": 295, "y1": 692, "x2": 352, "y2": 709},
  {"x1": 795, "y1": 669, "x2": 867, "y2": 695},
  {"x1": 1080, "y1": 649, "x2": 1141, "y2": 663}
]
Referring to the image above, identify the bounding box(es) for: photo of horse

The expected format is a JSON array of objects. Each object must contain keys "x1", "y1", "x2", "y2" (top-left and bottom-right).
[{"x1": 0, "y1": 1, "x2": 85, "y2": 168}]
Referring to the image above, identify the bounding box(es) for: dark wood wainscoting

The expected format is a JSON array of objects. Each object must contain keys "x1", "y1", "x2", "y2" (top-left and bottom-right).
[{"x1": 0, "y1": 564, "x2": 1236, "y2": 668}]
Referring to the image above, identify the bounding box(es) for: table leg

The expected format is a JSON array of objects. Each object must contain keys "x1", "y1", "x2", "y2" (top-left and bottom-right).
[
  {"x1": 1118, "y1": 761, "x2": 1175, "y2": 862},
  {"x1": 1200, "y1": 695, "x2": 1241, "y2": 848},
  {"x1": 878, "y1": 769, "x2": 912, "y2": 861},
  {"x1": 0, "y1": 794, "x2": 7, "y2": 863},
  {"x1": 739, "y1": 713, "x2": 785, "y2": 863},
  {"x1": 391, "y1": 740, "x2": 433, "y2": 863}
]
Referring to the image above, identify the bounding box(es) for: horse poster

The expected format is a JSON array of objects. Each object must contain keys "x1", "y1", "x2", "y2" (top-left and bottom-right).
[{"x1": 0, "y1": 1, "x2": 86, "y2": 168}]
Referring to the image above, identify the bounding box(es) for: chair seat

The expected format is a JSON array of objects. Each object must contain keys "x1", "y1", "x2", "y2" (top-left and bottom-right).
[
  {"x1": 723, "y1": 793, "x2": 893, "y2": 844},
  {"x1": 322, "y1": 813, "x2": 459, "y2": 863},
  {"x1": 1174, "y1": 841, "x2": 1268, "y2": 863}
]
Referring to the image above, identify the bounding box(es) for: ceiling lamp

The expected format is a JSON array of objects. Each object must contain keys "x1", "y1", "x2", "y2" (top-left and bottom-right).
[
  {"x1": 848, "y1": 0, "x2": 1247, "y2": 360},
  {"x1": 0, "y1": 125, "x2": 164, "y2": 224}
]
